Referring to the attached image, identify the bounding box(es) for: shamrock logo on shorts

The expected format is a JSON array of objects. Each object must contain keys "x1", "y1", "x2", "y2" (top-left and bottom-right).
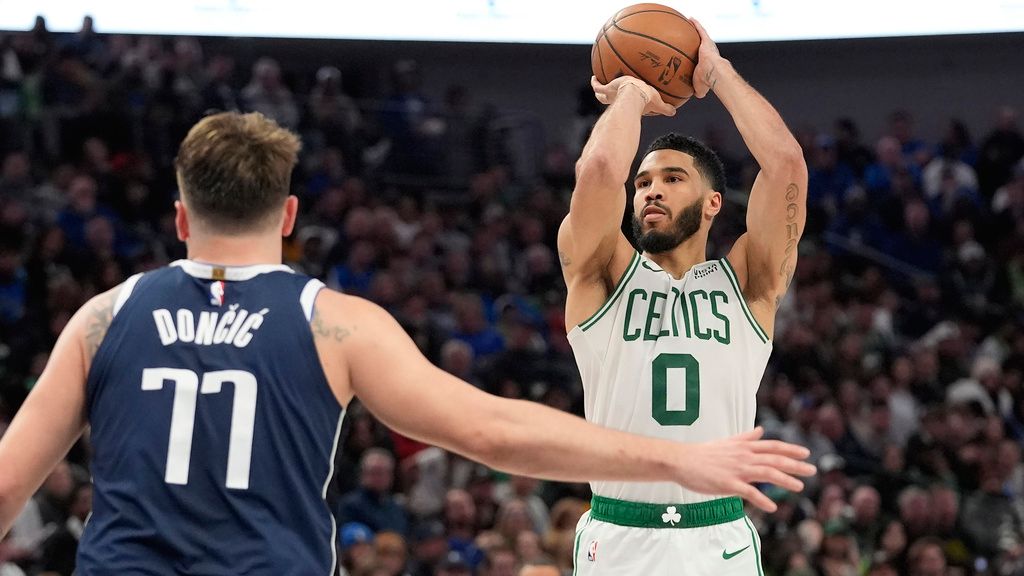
[{"x1": 662, "y1": 506, "x2": 681, "y2": 526}]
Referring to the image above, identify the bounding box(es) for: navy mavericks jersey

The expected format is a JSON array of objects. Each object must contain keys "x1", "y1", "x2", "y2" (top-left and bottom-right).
[{"x1": 79, "y1": 260, "x2": 344, "y2": 575}]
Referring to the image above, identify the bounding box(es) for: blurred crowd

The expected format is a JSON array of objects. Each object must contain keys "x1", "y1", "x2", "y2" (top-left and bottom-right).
[{"x1": 1, "y1": 16, "x2": 1023, "y2": 576}]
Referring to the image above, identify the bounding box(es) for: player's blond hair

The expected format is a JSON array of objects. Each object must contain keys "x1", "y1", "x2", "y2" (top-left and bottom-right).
[{"x1": 174, "y1": 111, "x2": 301, "y2": 232}]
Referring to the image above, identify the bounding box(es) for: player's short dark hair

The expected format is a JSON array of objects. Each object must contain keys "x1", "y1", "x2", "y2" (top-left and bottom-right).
[
  {"x1": 174, "y1": 111, "x2": 301, "y2": 232},
  {"x1": 643, "y1": 133, "x2": 726, "y2": 193}
]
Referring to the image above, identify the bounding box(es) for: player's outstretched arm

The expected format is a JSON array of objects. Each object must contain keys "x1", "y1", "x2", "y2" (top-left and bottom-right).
[
  {"x1": 690, "y1": 19, "x2": 808, "y2": 336},
  {"x1": 0, "y1": 289, "x2": 116, "y2": 537},
  {"x1": 315, "y1": 291, "x2": 814, "y2": 512},
  {"x1": 559, "y1": 77, "x2": 674, "y2": 327}
]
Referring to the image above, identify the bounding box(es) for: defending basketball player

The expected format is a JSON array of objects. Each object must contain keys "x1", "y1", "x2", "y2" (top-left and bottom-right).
[
  {"x1": 560, "y1": 19, "x2": 807, "y2": 575},
  {"x1": 0, "y1": 110, "x2": 812, "y2": 574}
]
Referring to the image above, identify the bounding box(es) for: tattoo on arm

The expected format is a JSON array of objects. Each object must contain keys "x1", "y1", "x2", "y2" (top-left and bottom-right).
[
  {"x1": 84, "y1": 295, "x2": 115, "y2": 358},
  {"x1": 558, "y1": 250, "x2": 572, "y2": 268},
  {"x1": 776, "y1": 183, "x2": 801, "y2": 306},
  {"x1": 703, "y1": 64, "x2": 717, "y2": 92},
  {"x1": 312, "y1": 309, "x2": 352, "y2": 343}
]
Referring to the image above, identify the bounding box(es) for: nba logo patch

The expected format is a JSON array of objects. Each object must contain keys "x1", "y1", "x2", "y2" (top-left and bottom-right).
[
  {"x1": 210, "y1": 281, "x2": 226, "y2": 306},
  {"x1": 587, "y1": 540, "x2": 598, "y2": 562}
]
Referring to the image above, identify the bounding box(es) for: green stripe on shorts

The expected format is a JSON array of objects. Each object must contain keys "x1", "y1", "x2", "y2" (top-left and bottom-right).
[
  {"x1": 743, "y1": 516, "x2": 764, "y2": 576},
  {"x1": 589, "y1": 495, "x2": 744, "y2": 529},
  {"x1": 572, "y1": 513, "x2": 593, "y2": 576}
]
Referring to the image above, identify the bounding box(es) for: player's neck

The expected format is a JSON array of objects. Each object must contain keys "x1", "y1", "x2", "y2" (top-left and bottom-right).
[
  {"x1": 184, "y1": 234, "x2": 283, "y2": 267},
  {"x1": 644, "y1": 237, "x2": 708, "y2": 280}
]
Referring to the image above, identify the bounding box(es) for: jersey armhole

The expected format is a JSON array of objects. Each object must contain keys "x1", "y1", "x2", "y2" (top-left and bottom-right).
[
  {"x1": 718, "y1": 257, "x2": 770, "y2": 344},
  {"x1": 579, "y1": 251, "x2": 641, "y2": 332},
  {"x1": 112, "y1": 273, "x2": 145, "y2": 317},
  {"x1": 300, "y1": 279, "x2": 326, "y2": 322}
]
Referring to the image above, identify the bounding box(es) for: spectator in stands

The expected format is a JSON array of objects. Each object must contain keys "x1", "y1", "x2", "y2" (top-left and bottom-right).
[
  {"x1": 338, "y1": 449, "x2": 409, "y2": 536},
  {"x1": 864, "y1": 135, "x2": 922, "y2": 201},
  {"x1": 339, "y1": 521, "x2": 376, "y2": 576},
  {"x1": 906, "y1": 537, "x2": 948, "y2": 576},
  {"x1": 808, "y1": 134, "x2": 857, "y2": 216},
  {"x1": 373, "y1": 531, "x2": 411, "y2": 576},
  {"x1": 435, "y1": 550, "x2": 472, "y2": 576},
  {"x1": 977, "y1": 106, "x2": 1024, "y2": 197},
  {"x1": 242, "y1": 57, "x2": 299, "y2": 129},
  {"x1": 887, "y1": 109, "x2": 931, "y2": 167},
  {"x1": 480, "y1": 545, "x2": 518, "y2": 576}
]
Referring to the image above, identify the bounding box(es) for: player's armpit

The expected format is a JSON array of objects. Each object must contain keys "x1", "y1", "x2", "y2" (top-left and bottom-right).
[
  {"x1": 308, "y1": 290, "x2": 357, "y2": 407},
  {"x1": 727, "y1": 161, "x2": 807, "y2": 339},
  {"x1": 559, "y1": 219, "x2": 637, "y2": 329},
  {"x1": 742, "y1": 166, "x2": 807, "y2": 294},
  {"x1": 83, "y1": 289, "x2": 116, "y2": 361},
  {"x1": 0, "y1": 290, "x2": 110, "y2": 537}
]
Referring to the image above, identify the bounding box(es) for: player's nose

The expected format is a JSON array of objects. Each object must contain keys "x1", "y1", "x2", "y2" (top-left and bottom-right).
[{"x1": 642, "y1": 187, "x2": 664, "y2": 204}]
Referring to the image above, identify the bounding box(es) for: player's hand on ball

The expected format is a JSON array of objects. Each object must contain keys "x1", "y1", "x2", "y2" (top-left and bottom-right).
[
  {"x1": 591, "y1": 76, "x2": 677, "y2": 117},
  {"x1": 678, "y1": 426, "x2": 816, "y2": 513},
  {"x1": 689, "y1": 18, "x2": 722, "y2": 99}
]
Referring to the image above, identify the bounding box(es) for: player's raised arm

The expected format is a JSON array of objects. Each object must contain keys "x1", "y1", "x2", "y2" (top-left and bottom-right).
[
  {"x1": 559, "y1": 77, "x2": 675, "y2": 326},
  {"x1": 690, "y1": 19, "x2": 808, "y2": 336},
  {"x1": 0, "y1": 288, "x2": 117, "y2": 537},
  {"x1": 312, "y1": 290, "x2": 814, "y2": 513}
]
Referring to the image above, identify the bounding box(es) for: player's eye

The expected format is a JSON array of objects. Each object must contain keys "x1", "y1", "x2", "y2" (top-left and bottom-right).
[
  {"x1": 636, "y1": 180, "x2": 650, "y2": 188},
  {"x1": 666, "y1": 176, "x2": 680, "y2": 183}
]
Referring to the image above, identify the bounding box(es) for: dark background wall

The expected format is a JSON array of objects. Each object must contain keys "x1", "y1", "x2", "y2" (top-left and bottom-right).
[{"x1": 205, "y1": 31, "x2": 1024, "y2": 152}]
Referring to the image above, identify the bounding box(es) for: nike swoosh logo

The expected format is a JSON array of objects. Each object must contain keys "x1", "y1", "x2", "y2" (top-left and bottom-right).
[
  {"x1": 722, "y1": 545, "x2": 750, "y2": 560},
  {"x1": 641, "y1": 260, "x2": 663, "y2": 273}
]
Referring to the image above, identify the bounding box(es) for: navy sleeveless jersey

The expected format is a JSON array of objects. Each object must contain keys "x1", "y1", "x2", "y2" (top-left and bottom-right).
[{"x1": 78, "y1": 261, "x2": 345, "y2": 575}]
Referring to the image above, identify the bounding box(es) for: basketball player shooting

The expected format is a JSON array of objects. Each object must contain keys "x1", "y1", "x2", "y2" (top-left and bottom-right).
[
  {"x1": 560, "y1": 19, "x2": 808, "y2": 575},
  {"x1": 0, "y1": 111, "x2": 812, "y2": 574}
]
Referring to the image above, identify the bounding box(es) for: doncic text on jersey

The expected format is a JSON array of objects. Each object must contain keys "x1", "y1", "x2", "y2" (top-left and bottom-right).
[{"x1": 151, "y1": 304, "x2": 268, "y2": 348}]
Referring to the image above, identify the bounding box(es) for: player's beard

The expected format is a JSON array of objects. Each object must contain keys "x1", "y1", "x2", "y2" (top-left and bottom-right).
[{"x1": 632, "y1": 197, "x2": 704, "y2": 254}]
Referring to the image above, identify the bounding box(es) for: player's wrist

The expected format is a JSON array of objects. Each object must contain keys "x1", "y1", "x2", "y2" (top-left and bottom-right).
[
  {"x1": 616, "y1": 79, "x2": 651, "y2": 106},
  {"x1": 706, "y1": 57, "x2": 735, "y2": 96}
]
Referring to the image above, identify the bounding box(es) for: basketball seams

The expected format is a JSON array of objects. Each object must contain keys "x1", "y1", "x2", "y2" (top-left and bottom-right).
[
  {"x1": 591, "y1": 3, "x2": 699, "y2": 106},
  {"x1": 613, "y1": 8, "x2": 688, "y2": 20},
  {"x1": 592, "y1": 41, "x2": 606, "y2": 84},
  {"x1": 610, "y1": 20, "x2": 697, "y2": 66},
  {"x1": 602, "y1": 31, "x2": 687, "y2": 101},
  {"x1": 595, "y1": 35, "x2": 607, "y2": 83}
]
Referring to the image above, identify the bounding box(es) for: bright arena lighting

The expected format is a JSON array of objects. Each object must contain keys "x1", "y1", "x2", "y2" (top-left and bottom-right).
[{"x1": 1, "y1": 0, "x2": 1023, "y2": 43}]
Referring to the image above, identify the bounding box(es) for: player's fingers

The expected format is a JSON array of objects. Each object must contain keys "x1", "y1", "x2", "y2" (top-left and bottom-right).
[
  {"x1": 754, "y1": 454, "x2": 816, "y2": 478},
  {"x1": 652, "y1": 101, "x2": 676, "y2": 117},
  {"x1": 750, "y1": 439, "x2": 810, "y2": 460},
  {"x1": 734, "y1": 482, "x2": 777, "y2": 513},
  {"x1": 748, "y1": 466, "x2": 805, "y2": 492},
  {"x1": 731, "y1": 426, "x2": 764, "y2": 442},
  {"x1": 689, "y1": 17, "x2": 709, "y2": 40}
]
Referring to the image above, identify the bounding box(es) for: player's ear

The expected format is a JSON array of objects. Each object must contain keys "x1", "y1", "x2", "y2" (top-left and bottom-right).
[
  {"x1": 705, "y1": 190, "x2": 722, "y2": 219},
  {"x1": 281, "y1": 195, "x2": 299, "y2": 237},
  {"x1": 175, "y1": 200, "x2": 190, "y2": 241}
]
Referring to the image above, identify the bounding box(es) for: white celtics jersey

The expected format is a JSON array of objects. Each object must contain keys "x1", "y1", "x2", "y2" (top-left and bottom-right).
[{"x1": 568, "y1": 251, "x2": 773, "y2": 505}]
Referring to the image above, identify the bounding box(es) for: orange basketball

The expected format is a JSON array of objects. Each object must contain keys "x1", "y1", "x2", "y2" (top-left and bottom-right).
[{"x1": 591, "y1": 3, "x2": 700, "y2": 107}]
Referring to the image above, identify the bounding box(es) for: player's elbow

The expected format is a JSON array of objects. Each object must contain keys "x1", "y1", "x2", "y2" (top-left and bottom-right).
[
  {"x1": 467, "y1": 424, "x2": 509, "y2": 467},
  {"x1": 455, "y1": 408, "x2": 516, "y2": 468},
  {"x1": 575, "y1": 153, "x2": 626, "y2": 190},
  {"x1": 773, "y1": 142, "x2": 808, "y2": 178}
]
